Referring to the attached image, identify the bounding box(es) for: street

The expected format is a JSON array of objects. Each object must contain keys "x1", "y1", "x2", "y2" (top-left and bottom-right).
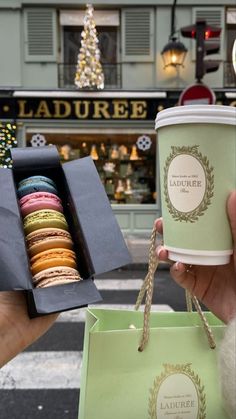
[{"x1": 0, "y1": 265, "x2": 188, "y2": 419}]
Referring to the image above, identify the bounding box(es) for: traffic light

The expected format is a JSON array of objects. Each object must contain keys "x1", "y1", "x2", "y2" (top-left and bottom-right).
[{"x1": 181, "y1": 20, "x2": 221, "y2": 82}]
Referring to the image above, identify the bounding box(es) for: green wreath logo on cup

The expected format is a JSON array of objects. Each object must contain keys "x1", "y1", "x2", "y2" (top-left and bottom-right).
[{"x1": 164, "y1": 145, "x2": 214, "y2": 223}]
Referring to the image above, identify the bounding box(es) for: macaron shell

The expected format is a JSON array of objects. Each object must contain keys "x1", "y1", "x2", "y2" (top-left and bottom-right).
[
  {"x1": 20, "y1": 192, "x2": 63, "y2": 217},
  {"x1": 18, "y1": 175, "x2": 57, "y2": 189},
  {"x1": 28, "y1": 237, "x2": 73, "y2": 257},
  {"x1": 30, "y1": 247, "x2": 77, "y2": 264},
  {"x1": 21, "y1": 200, "x2": 63, "y2": 217},
  {"x1": 23, "y1": 209, "x2": 68, "y2": 235},
  {"x1": 26, "y1": 227, "x2": 72, "y2": 246},
  {"x1": 33, "y1": 266, "x2": 81, "y2": 287},
  {"x1": 17, "y1": 182, "x2": 58, "y2": 199},
  {"x1": 32, "y1": 258, "x2": 77, "y2": 276},
  {"x1": 36, "y1": 277, "x2": 80, "y2": 288},
  {"x1": 31, "y1": 248, "x2": 77, "y2": 276}
]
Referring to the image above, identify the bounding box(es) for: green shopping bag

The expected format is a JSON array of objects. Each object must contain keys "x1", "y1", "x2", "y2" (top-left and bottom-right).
[{"x1": 78, "y1": 229, "x2": 229, "y2": 419}]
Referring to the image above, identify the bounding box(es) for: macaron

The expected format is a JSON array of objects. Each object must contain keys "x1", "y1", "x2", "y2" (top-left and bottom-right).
[
  {"x1": 30, "y1": 248, "x2": 77, "y2": 276},
  {"x1": 33, "y1": 266, "x2": 81, "y2": 288},
  {"x1": 17, "y1": 175, "x2": 58, "y2": 199},
  {"x1": 23, "y1": 209, "x2": 69, "y2": 235},
  {"x1": 26, "y1": 227, "x2": 74, "y2": 257},
  {"x1": 19, "y1": 192, "x2": 63, "y2": 217}
]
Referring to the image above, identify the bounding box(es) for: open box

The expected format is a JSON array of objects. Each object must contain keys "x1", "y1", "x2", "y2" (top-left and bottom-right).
[{"x1": 0, "y1": 146, "x2": 131, "y2": 317}]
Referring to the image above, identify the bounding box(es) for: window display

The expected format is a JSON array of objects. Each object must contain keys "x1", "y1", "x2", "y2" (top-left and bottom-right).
[{"x1": 26, "y1": 132, "x2": 156, "y2": 204}]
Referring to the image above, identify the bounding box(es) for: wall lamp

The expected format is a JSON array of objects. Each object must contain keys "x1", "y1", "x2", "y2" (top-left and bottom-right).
[{"x1": 161, "y1": 0, "x2": 188, "y2": 68}]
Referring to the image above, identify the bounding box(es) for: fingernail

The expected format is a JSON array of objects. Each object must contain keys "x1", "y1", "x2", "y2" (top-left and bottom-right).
[
  {"x1": 157, "y1": 248, "x2": 162, "y2": 258},
  {"x1": 174, "y1": 262, "x2": 182, "y2": 271},
  {"x1": 155, "y1": 219, "x2": 161, "y2": 230}
]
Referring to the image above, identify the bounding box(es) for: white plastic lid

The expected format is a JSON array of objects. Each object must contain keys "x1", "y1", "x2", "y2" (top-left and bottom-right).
[{"x1": 155, "y1": 105, "x2": 236, "y2": 129}]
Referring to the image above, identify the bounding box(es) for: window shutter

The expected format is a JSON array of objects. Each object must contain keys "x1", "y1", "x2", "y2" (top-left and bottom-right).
[
  {"x1": 121, "y1": 8, "x2": 154, "y2": 62},
  {"x1": 24, "y1": 8, "x2": 57, "y2": 62},
  {"x1": 192, "y1": 7, "x2": 224, "y2": 60}
]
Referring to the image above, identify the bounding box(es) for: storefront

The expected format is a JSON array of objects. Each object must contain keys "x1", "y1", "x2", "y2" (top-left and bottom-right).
[{"x1": 0, "y1": 89, "x2": 235, "y2": 234}]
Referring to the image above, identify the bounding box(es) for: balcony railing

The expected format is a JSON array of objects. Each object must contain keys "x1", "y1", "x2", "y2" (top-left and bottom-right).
[
  {"x1": 58, "y1": 62, "x2": 236, "y2": 89},
  {"x1": 58, "y1": 63, "x2": 122, "y2": 89}
]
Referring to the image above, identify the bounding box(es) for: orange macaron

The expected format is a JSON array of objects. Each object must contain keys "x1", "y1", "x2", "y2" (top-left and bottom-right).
[{"x1": 30, "y1": 248, "x2": 77, "y2": 276}]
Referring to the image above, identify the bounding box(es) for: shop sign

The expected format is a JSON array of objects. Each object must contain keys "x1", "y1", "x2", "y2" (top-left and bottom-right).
[
  {"x1": 0, "y1": 97, "x2": 174, "y2": 121},
  {"x1": 0, "y1": 95, "x2": 235, "y2": 121}
]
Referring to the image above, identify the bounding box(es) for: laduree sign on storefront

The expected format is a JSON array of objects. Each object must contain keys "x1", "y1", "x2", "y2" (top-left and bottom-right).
[
  {"x1": 1, "y1": 97, "x2": 169, "y2": 121},
  {"x1": 0, "y1": 91, "x2": 235, "y2": 121}
]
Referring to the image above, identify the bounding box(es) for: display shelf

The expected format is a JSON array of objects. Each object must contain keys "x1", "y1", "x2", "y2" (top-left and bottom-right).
[{"x1": 26, "y1": 132, "x2": 156, "y2": 205}]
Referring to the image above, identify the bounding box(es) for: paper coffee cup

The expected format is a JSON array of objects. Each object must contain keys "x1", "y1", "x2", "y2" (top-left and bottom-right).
[{"x1": 155, "y1": 105, "x2": 236, "y2": 265}]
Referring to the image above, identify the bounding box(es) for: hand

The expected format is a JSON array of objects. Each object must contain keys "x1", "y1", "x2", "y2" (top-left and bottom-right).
[
  {"x1": 155, "y1": 191, "x2": 236, "y2": 324},
  {"x1": 0, "y1": 291, "x2": 58, "y2": 367}
]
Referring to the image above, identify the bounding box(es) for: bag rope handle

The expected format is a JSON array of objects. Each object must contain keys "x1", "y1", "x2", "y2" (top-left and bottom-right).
[{"x1": 135, "y1": 225, "x2": 216, "y2": 352}]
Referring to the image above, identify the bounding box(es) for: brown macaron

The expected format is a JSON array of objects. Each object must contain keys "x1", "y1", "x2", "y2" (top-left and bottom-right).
[
  {"x1": 33, "y1": 266, "x2": 81, "y2": 288},
  {"x1": 26, "y1": 228, "x2": 74, "y2": 257}
]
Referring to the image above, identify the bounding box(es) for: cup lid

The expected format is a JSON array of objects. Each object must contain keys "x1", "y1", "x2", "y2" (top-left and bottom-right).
[{"x1": 155, "y1": 105, "x2": 236, "y2": 129}]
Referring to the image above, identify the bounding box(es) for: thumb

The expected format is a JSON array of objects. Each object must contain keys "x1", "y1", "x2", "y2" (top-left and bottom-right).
[{"x1": 227, "y1": 191, "x2": 236, "y2": 246}]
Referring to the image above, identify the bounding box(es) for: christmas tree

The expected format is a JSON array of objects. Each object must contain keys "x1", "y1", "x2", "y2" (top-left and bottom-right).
[
  {"x1": 0, "y1": 122, "x2": 17, "y2": 168},
  {"x1": 74, "y1": 4, "x2": 104, "y2": 89}
]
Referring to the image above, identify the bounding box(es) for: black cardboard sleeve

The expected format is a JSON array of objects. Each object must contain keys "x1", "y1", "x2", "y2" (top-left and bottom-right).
[
  {"x1": 11, "y1": 146, "x2": 61, "y2": 171},
  {"x1": 63, "y1": 157, "x2": 132, "y2": 275},
  {"x1": 27, "y1": 279, "x2": 100, "y2": 316},
  {"x1": 0, "y1": 168, "x2": 32, "y2": 290}
]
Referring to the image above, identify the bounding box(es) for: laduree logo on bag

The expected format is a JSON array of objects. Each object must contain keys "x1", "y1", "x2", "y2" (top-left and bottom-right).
[
  {"x1": 148, "y1": 363, "x2": 206, "y2": 419},
  {"x1": 164, "y1": 146, "x2": 214, "y2": 223}
]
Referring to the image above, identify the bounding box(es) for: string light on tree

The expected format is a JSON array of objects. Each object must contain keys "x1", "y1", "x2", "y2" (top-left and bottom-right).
[
  {"x1": 0, "y1": 122, "x2": 17, "y2": 168},
  {"x1": 74, "y1": 4, "x2": 104, "y2": 90}
]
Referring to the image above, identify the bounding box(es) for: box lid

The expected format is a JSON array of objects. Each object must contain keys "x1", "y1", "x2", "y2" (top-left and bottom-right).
[
  {"x1": 0, "y1": 168, "x2": 32, "y2": 290},
  {"x1": 63, "y1": 157, "x2": 132, "y2": 276},
  {"x1": 27, "y1": 278, "x2": 101, "y2": 316},
  {"x1": 11, "y1": 146, "x2": 61, "y2": 170}
]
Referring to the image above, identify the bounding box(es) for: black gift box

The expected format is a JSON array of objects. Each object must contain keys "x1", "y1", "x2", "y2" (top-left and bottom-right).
[{"x1": 0, "y1": 146, "x2": 131, "y2": 317}]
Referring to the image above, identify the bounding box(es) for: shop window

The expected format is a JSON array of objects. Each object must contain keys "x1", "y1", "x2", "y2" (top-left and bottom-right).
[{"x1": 26, "y1": 132, "x2": 156, "y2": 205}]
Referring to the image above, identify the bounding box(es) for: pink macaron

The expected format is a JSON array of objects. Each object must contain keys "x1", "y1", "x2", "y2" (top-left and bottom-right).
[{"x1": 19, "y1": 192, "x2": 64, "y2": 217}]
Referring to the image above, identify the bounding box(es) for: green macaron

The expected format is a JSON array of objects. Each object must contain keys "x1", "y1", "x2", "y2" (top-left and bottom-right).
[{"x1": 23, "y1": 209, "x2": 69, "y2": 235}]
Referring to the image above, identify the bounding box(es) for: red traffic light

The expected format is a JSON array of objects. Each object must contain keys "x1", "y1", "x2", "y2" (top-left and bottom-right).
[
  {"x1": 181, "y1": 20, "x2": 221, "y2": 82},
  {"x1": 181, "y1": 24, "x2": 197, "y2": 38},
  {"x1": 181, "y1": 22, "x2": 221, "y2": 39},
  {"x1": 204, "y1": 26, "x2": 221, "y2": 39}
]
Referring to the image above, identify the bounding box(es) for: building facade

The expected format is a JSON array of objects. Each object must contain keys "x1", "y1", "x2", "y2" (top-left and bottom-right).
[{"x1": 0, "y1": 0, "x2": 236, "y2": 235}]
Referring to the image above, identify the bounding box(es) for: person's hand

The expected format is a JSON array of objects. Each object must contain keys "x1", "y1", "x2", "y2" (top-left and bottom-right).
[
  {"x1": 0, "y1": 291, "x2": 58, "y2": 367},
  {"x1": 155, "y1": 191, "x2": 236, "y2": 324}
]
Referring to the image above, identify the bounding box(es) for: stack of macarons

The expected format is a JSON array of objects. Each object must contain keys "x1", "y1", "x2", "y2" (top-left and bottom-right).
[{"x1": 17, "y1": 175, "x2": 81, "y2": 288}]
